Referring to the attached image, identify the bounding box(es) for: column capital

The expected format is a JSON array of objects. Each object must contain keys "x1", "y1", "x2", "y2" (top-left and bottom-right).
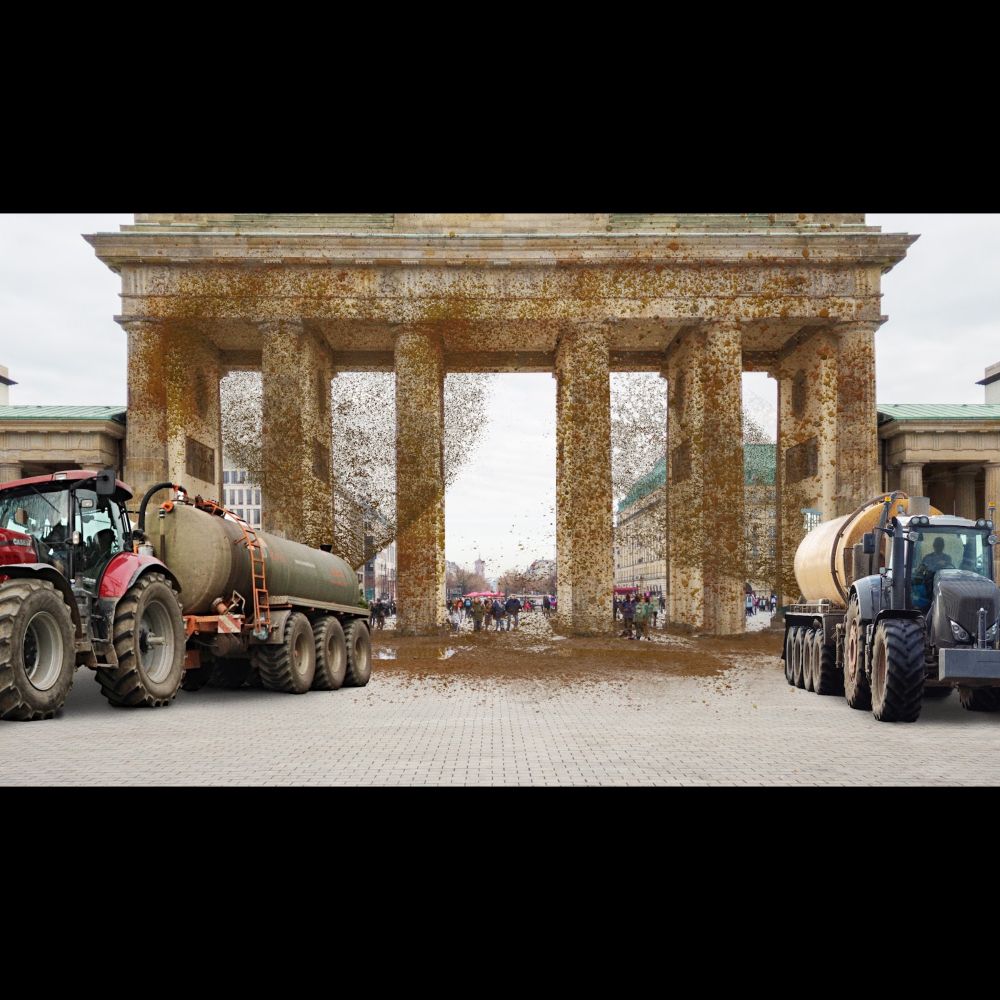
[{"x1": 834, "y1": 318, "x2": 883, "y2": 339}]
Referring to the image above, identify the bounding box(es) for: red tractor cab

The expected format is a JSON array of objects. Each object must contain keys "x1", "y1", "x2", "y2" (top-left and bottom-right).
[{"x1": 0, "y1": 469, "x2": 185, "y2": 721}]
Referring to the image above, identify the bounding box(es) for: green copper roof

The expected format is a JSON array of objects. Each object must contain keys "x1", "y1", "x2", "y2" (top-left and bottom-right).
[
  {"x1": 0, "y1": 405, "x2": 126, "y2": 422},
  {"x1": 618, "y1": 443, "x2": 776, "y2": 513},
  {"x1": 877, "y1": 404, "x2": 1000, "y2": 422}
]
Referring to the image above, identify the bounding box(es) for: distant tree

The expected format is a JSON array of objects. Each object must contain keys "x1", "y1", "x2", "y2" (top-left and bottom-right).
[
  {"x1": 447, "y1": 564, "x2": 488, "y2": 595},
  {"x1": 498, "y1": 568, "x2": 531, "y2": 594}
]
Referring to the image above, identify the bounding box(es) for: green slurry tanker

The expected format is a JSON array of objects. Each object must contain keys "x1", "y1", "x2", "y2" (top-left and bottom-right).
[{"x1": 0, "y1": 470, "x2": 371, "y2": 721}]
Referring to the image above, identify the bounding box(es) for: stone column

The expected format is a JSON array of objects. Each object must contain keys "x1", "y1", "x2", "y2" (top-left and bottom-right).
[
  {"x1": 123, "y1": 319, "x2": 168, "y2": 501},
  {"x1": 771, "y1": 333, "x2": 839, "y2": 608},
  {"x1": 954, "y1": 466, "x2": 979, "y2": 519},
  {"x1": 986, "y1": 463, "x2": 1000, "y2": 565},
  {"x1": 0, "y1": 463, "x2": 21, "y2": 483},
  {"x1": 667, "y1": 322, "x2": 746, "y2": 634},
  {"x1": 899, "y1": 462, "x2": 924, "y2": 499},
  {"x1": 554, "y1": 323, "x2": 613, "y2": 635},
  {"x1": 260, "y1": 321, "x2": 334, "y2": 547},
  {"x1": 394, "y1": 328, "x2": 446, "y2": 635},
  {"x1": 835, "y1": 321, "x2": 880, "y2": 515}
]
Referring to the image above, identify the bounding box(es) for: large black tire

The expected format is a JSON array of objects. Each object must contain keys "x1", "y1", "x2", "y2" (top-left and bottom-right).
[
  {"x1": 784, "y1": 627, "x2": 797, "y2": 686},
  {"x1": 0, "y1": 579, "x2": 76, "y2": 722},
  {"x1": 343, "y1": 619, "x2": 372, "y2": 687},
  {"x1": 251, "y1": 612, "x2": 315, "y2": 694},
  {"x1": 843, "y1": 595, "x2": 871, "y2": 711},
  {"x1": 870, "y1": 619, "x2": 925, "y2": 723},
  {"x1": 958, "y1": 686, "x2": 1000, "y2": 712},
  {"x1": 312, "y1": 615, "x2": 347, "y2": 691},
  {"x1": 96, "y1": 572, "x2": 185, "y2": 708},
  {"x1": 813, "y1": 633, "x2": 843, "y2": 696},
  {"x1": 802, "y1": 628, "x2": 817, "y2": 692},
  {"x1": 210, "y1": 658, "x2": 252, "y2": 689},
  {"x1": 793, "y1": 628, "x2": 807, "y2": 689}
]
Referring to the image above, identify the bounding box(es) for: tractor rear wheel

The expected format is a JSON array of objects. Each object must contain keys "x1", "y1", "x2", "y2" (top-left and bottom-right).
[
  {"x1": 343, "y1": 619, "x2": 372, "y2": 687},
  {"x1": 843, "y1": 595, "x2": 871, "y2": 711},
  {"x1": 0, "y1": 579, "x2": 76, "y2": 722},
  {"x1": 870, "y1": 619, "x2": 925, "y2": 723},
  {"x1": 813, "y1": 632, "x2": 842, "y2": 696},
  {"x1": 96, "y1": 573, "x2": 185, "y2": 708},
  {"x1": 251, "y1": 612, "x2": 315, "y2": 694},
  {"x1": 958, "y1": 686, "x2": 1000, "y2": 712},
  {"x1": 312, "y1": 615, "x2": 348, "y2": 691}
]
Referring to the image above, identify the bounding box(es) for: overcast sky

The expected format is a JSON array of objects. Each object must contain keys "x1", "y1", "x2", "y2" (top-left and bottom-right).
[{"x1": 1, "y1": 214, "x2": 997, "y2": 574}]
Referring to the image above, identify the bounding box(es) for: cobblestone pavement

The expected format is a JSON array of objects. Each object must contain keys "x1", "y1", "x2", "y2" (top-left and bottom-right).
[{"x1": 4, "y1": 620, "x2": 1000, "y2": 785}]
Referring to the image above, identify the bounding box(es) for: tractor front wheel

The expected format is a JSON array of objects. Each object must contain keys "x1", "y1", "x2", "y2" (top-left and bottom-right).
[{"x1": 870, "y1": 619, "x2": 925, "y2": 723}]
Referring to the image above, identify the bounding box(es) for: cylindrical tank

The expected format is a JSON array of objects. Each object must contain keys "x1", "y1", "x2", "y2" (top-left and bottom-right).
[
  {"x1": 153, "y1": 503, "x2": 361, "y2": 615},
  {"x1": 793, "y1": 493, "x2": 942, "y2": 605}
]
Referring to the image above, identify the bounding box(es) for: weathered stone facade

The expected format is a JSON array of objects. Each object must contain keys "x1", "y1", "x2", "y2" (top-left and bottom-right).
[{"x1": 86, "y1": 213, "x2": 915, "y2": 635}]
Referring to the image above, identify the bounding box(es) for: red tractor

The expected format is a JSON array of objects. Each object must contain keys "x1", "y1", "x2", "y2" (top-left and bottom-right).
[{"x1": 0, "y1": 469, "x2": 185, "y2": 720}]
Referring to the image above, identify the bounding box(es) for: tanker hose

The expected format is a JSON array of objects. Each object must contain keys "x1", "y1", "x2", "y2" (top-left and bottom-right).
[{"x1": 138, "y1": 482, "x2": 187, "y2": 532}]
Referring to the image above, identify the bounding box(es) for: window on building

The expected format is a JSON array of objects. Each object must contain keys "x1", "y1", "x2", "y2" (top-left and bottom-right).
[
  {"x1": 236, "y1": 508, "x2": 244, "y2": 519},
  {"x1": 223, "y1": 471, "x2": 230, "y2": 484},
  {"x1": 255, "y1": 489, "x2": 261, "y2": 506}
]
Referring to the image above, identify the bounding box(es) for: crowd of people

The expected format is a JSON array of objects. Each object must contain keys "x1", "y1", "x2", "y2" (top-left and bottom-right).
[
  {"x1": 368, "y1": 597, "x2": 397, "y2": 630},
  {"x1": 447, "y1": 594, "x2": 556, "y2": 632},
  {"x1": 745, "y1": 592, "x2": 777, "y2": 617},
  {"x1": 614, "y1": 594, "x2": 664, "y2": 640}
]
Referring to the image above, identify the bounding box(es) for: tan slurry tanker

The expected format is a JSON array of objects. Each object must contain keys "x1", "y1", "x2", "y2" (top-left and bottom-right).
[{"x1": 783, "y1": 491, "x2": 1000, "y2": 722}]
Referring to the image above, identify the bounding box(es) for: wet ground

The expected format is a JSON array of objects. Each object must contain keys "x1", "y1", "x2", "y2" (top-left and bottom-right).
[{"x1": 5, "y1": 610, "x2": 1000, "y2": 785}]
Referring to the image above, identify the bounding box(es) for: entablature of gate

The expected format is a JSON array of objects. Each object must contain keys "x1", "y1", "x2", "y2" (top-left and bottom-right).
[{"x1": 881, "y1": 425, "x2": 1000, "y2": 467}]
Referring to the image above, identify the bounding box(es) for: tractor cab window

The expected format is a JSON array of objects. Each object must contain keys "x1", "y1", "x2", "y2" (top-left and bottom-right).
[
  {"x1": 910, "y1": 528, "x2": 990, "y2": 610},
  {"x1": 0, "y1": 488, "x2": 71, "y2": 557},
  {"x1": 74, "y1": 489, "x2": 124, "y2": 573}
]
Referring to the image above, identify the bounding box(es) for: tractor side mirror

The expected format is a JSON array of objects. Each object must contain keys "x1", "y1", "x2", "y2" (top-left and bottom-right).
[
  {"x1": 96, "y1": 467, "x2": 117, "y2": 496},
  {"x1": 863, "y1": 532, "x2": 876, "y2": 554}
]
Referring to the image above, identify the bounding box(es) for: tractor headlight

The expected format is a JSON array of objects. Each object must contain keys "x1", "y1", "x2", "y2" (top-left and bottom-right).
[
  {"x1": 988, "y1": 620, "x2": 999, "y2": 643},
  {"x1": 950, "y1": 619, "x2": 972, "y2": 642}
]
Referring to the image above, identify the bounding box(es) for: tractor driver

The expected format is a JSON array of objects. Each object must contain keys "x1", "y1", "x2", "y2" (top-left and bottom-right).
[{"x1": 919, "y1": 536, "x2": 954, "y2": 575}]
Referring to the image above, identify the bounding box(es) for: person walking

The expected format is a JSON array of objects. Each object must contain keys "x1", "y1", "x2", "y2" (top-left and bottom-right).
[
  {"x1": 770, "y1": 592, "x2": 777, "y2": 613},
  {"x1": 505, "y1": 593, "x2": 521, "y2": 631},
  {"x1": 464, "y1": 595, "x2": 473, "y2": 621},
  {"x1": 542, "y1": 594, "x2": 551, "y2": 617},
  {"x1": 471, "y1": 597, "x2": 485, "y2": 632},
  {"x1": 492, "y1": 598, "x2": 505, "y2": 632},
  {"x1": 745, "y1": 593, "x2": 753, "y2": 618},
  {"x1": 621, "y1": 595, "x2": 636, "y2": 638}
]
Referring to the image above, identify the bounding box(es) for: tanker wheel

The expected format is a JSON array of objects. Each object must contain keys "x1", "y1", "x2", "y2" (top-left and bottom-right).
[
  {"x1": 343, "y1": 619, "x2": 372, "y2": 687},
  {"x1": 843, "y1": 595, "x2": 871, "y2": 711},
  {"x1": 251, "y1": 612, "x2": 315, "y2": 694},
  {"x1": 792, "y1": 628, "x2": 807, "y2": 689},
  {"x1": 801, "y1": 628, "x2": 816, "y2": 692},
  {"x1": 210, "y1": 658, "x2": 252, "y2": 689},
  {"x1": 923, "y1": 686, "x2": 953, "y2": 700},
  {"x1": 784, "y1": 627, "x2": 797, "y2": 686},
  {"x1": 96, "y1": 572, "x2": 185, "y2": 708},
  {"x1": 870, "y1": 619, "x2": 925, "y2": 723},
  {"x1": 312, "y1": 616, "x2": 347, "y2": 691},
  {"x1": 0, "y1": 580, "x2": 75, "y2": 722},
  {"x1": 813, "y1": 633, "x2": 842, "y2": 696},
  {"x1": 958, "y1": 686, "x2": 1000, "y2": 712}
]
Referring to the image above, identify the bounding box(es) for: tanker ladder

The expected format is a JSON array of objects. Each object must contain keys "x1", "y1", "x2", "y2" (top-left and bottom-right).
[{"x1": 191, "y1": 495, "x2": 273, "y2": 641}]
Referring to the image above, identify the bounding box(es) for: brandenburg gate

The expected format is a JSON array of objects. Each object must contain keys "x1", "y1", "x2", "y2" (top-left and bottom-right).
[{"x1": 86, "y1": 214, "x2": 915, "y2": 635}]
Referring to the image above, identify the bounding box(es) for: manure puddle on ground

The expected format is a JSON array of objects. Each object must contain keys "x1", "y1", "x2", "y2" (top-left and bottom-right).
[{"x1": 369, "y1": 628, "x2": 782, "y2": 685}]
